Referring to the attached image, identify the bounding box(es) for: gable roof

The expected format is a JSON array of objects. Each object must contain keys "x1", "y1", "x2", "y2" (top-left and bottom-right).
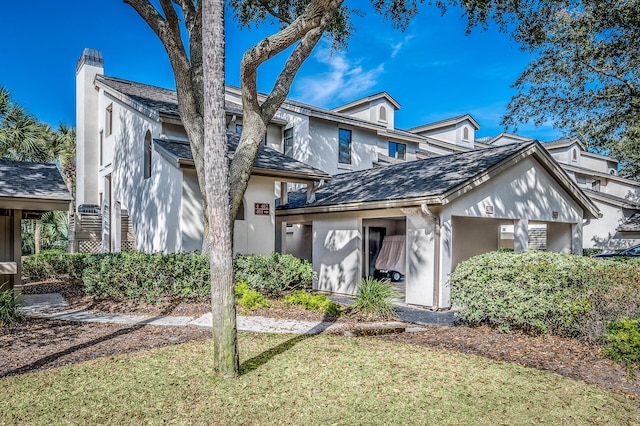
[
  {"x1": 0, "y1": 160, "x2": 72, "y2": 212},
  {"x1": 154, "y1": 131, "x2": 331, "y2": 182},
  {"x1": 408, "y1": 114, "x2": 480, "y2": 134},
  {"x1": 544, "y1": 137, "x2": 587, "y2": 151},
  {"x1": 279, "y1": 141, "x2": 600, "y2": 218},
  {"x1": 96, "y1": 75, "x2": 387, "y2": 132},
  {"x1": 332, "y1": 92, "x2": 401, "y2": 113},
  {"x1": 481, "y1": 132, "x2": 534, "y2": 145},
  {"x1": 582, "y1": 188, "x2": 640, "y2": 209}
]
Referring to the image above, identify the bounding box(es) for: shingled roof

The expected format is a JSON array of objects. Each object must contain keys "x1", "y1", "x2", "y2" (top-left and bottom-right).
[
  {"x1": 154, "y1": 131, "x2": 331, "y2": 181},
  {"x1": 281, "y1": 142, "x2": 531, "y2": 209},
  {"x1": 279, "y1": 141, "x2": 600, "y2": 220},
  {"x1": 0, "y1": 160, "x2": 72, "y2": 209}
]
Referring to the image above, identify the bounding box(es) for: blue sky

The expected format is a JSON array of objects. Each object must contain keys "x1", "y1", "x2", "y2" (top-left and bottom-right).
[{"x1": 0, "y1": 0, "x2": 562, "y2": 141}]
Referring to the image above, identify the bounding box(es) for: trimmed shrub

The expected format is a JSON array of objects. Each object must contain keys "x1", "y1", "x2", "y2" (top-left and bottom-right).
[
  {"x1": 82, "y1": 252, "x2": 210, "y2": 303},
  {"x1": 353, "y1": 277, "x2": 397, "y2": 317},
  {"x1": 233, "y1": 253, "x2": 314, "y2": 296},
  {"x1": 582, "y1": 248, "x2": 603, "y2": 257},
  {"x1": 283, "y1": 290, "x2": 342, "y2": 316},
  {"x1": 22, "y1": 251, "x2": 92, "y2": 281},
  {"x1": 234, "y1": 281, "x2": 270, "y2": 310},
  {"x1": 449, "y1": 251, "x2": 640, "y2": 340},
  {"x1": 0, "y1": 291, "x2": 23, "y2": 326},
  {"x1": 602, "y1": 317, "x2": 640, "y2": 373}
]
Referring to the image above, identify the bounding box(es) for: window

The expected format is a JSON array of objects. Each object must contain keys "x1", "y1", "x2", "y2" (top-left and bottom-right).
[
  {"x1": 572, "y1": 148, "x2": 578, "y2": 162},
  {"x1": 235, "y1": 124, "x2": 243, "y2": 134},
  {"x1": 99, "y1": 130, "x2": 103, "y2": 166},
  {"x1": 339, "y1": 129, "x2": 352, "y2": 164},
  {"x1": 463, "y1": 127, "x2": 469, "y2": 140},
  {"x1": 610, "y1": 169, "x2": 617, "y2": 176},
  {"x1": 388, "y1": 141, "x2": 406, "y2": 160},
  {"x1": 592, "y1": 179, "x2": 601, "y2": 192},
  {"x1": 235, "y1": 199, "x2": 245, "y2": 221},
  {"x1": 379, "y1": 106, "x2": 387, "y2": 122},
  {"x1": 105, "y1": 104, "x2": 113, "y2": 137},
  {"x1": 144, "y1": 131, "x2": 152, "y2": 179},
  {"x1": 283, "y1": 128, "x2": 293, "y2": 157}
]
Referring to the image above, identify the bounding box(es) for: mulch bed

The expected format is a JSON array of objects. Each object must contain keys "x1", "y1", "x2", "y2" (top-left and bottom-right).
[{"x1": 4, "y1": 280, "x2": 640, "y2": 401}]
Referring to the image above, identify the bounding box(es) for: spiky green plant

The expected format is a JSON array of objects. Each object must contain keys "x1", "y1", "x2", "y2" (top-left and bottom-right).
[{"x1": 353, "y1": 277, "x2": 397, "y2": 317}]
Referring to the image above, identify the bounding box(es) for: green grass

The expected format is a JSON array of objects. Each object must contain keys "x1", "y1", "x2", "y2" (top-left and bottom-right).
[{"x1": 1, "y1": 333, "x2": 639, "y2": 425}]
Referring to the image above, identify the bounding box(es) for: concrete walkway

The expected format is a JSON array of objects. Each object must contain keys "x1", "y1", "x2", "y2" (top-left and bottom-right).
[{"x1": 19, "y1": 293, "x2": 432, "y2": 335}]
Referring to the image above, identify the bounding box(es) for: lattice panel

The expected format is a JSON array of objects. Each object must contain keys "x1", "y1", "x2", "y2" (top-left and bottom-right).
[
  {"x1": 121, "y1": 241, "x2": 136, "y2": 252},
  {"x1": 78, "y1": 240, "x2": 102, "y2": 253}
]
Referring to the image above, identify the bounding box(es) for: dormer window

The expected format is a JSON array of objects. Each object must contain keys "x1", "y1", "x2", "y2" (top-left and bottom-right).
[
  {"x1": 379, "y1": 106, "x2": 387, "y2": 122},
  {"x1": 572, "y1": 148, "x2": 578, "y2": 162},
  {"x1": 610, "y1": 169, "x2": 617, "y2": 176},
  {"x1": 462, "y1": 127, "x2": 469, "y2": 141}
]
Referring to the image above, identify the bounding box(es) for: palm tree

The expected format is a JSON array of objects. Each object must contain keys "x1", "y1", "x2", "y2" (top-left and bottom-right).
[{"x1": 0, "y1": 87, "x2": 50, "y2": 163}]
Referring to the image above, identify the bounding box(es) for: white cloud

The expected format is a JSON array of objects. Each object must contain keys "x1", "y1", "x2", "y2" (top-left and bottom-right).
[
  {"x1": 390, "y1": 35, "x2": 415, "y2": 58},
  {"x1": 293, "y1": 46, "x2": 385, "y2": 106}
]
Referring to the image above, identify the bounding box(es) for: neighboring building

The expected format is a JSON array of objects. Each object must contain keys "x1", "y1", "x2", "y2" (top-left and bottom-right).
[
  {"x1": 0, "y1": 160, "x2": 72, "y2": 290},
  {"x1": 75, "y1": 48, "x2": 629, "y2": 309}
]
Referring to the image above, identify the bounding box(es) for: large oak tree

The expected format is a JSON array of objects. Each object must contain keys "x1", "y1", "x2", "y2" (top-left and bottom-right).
[{"x1": 125, "y1": 0, "x2": 422, "y2": 377}]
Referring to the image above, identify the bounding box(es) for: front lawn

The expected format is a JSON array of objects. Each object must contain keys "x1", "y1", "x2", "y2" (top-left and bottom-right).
[{"x1": 2, "y1": 333, "x2": 638, "y2": 425}]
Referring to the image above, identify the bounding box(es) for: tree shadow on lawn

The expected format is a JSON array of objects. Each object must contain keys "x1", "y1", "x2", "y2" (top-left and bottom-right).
[
  {"x1": 1, "y1": 299, "x2": 182, "y2": 378},
  {"x1": 240, "y1": 314, "x2": 337, "y2": 376}
]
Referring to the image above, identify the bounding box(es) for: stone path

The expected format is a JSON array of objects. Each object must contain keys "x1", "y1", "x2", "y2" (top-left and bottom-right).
[{"x1": 19, "y1": 293, "x2": 433, "y2": 335}]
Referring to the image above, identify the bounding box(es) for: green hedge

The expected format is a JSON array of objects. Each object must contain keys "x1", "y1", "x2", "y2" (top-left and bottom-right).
[
  {"x1": 22, "y1": 251, "x2": 92, "y2": 281},
  {"x1": 82, "y1": 252, "x2": 210, "y2": 302},
  {"x1": 449, "y1": 251, "x2": 640, "y2": 341},
  {"x1": 234, "y1": 252, "x2": 315, "y2": 296}
]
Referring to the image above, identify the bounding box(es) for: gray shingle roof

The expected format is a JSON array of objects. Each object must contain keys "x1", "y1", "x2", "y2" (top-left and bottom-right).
[
  {"x1": 618, "y1": 211, "x2": 640, "y2": 232},
  {"x1": 95, "y1": 75, "x2": 244, "y2": 117},
  {"x1": 154, "y1": 131, "x2": 331, "y2": 180},
  {"x1": 0, "y1": 160, "x2": 72, "y2": 201},
  {"x1": 281, "y1": 142, "x2": 532, "y2": 209}
]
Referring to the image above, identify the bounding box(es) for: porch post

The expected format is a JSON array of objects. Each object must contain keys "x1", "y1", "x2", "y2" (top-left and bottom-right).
[
  {"x1": 11, "y1": 209, "x2": 22, "y2": 291},
  {"x1": 514, "y1": 218, "x2": 529, "y2": 253}
]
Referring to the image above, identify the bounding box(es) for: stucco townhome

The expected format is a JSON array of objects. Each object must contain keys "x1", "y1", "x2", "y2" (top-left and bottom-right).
[{"x1": 75, "y1": 48, "x2": 603, "y2": 309}]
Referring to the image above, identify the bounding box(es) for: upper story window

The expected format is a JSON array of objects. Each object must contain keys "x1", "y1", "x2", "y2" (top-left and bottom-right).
[
  {"x1": 462, "y1": 127, "x2": 469, "y2": 141},
  {"x1": 592, "y1": 179, "x2": 601, "y2": 192},
  {"x1": 283, "y1": 128, "x2": 293, "y2": 157},
  {"x1": 339, "y1": 128, "x2": 352, "y2": 164},
  {"x1": 143, "y1": 131, "x2": 152, "y2": 180},
  {"x1": 235, "y1": 124, "x2": 243, "y2": 134},
  {"x1": 105, "y1": 104, "x2": 113, "y2": 137},
  {"x1": 388, "y1": 141, "x2": 406, "y2": 160},
  {"x1": 571, "y1": 148, "x2": 578, "y2": 162},
  {"x1": 609, "y1": 169, "x2": 617, "y2": 176},
  {"x1": 379, "y1": 106, "x2": 387, "y2": 122}
]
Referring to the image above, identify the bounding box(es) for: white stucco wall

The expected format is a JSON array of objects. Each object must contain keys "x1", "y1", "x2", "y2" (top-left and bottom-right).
[
  {"x1": 584, "y1": 200, "x2": 640, "y2": 249},
  {"x1": 76, "y1": 61, "x2": 103, "y2": 209},
  {"x1": 313, "y1": 216, "x2": 362, "y2": 295},
  {"x1": 438, "y1": 156, "x2": 585, "y2": 308}
]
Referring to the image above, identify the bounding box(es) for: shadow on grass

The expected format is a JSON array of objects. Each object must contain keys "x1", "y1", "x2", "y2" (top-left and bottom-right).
[
  {"x1": 1, "y1": 299, "x2": 182, "y2": 378},
  {"x1": 240, "y1": 313, "x2": 337, "y2": 376}
]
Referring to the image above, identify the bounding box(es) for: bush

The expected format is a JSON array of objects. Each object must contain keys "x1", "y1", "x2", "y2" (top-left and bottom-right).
[
  {"x1": 82, "y1": 252, "x2": 210, "y2": 303},
  {"x1": 234, "y1": 253, "x2": 315, "y2": 296},
  {"x1": 0, "y1": 290, "x2": 23, "y2": 326},
  {"x1": 449, "y1": 251, "x2": 640, "y2": 339},
  {"x1": 352, "y1": 277, "x2": 397, "y2": 318},
  {"x1": 22, "y1": 251, "x2": 92, "y2": 281},
  {"x1": 234, "y1": 281, "x2": 270, "y2": 311},
  {"x1": 602, "y1": 317, "x2": 640, "y2": 373},
  {"x1": 582, "y1": 248, "x2": 603, "y2": 257},
  {"x1": 283, "y1": 290, "x2": 342, "y2": 316}
]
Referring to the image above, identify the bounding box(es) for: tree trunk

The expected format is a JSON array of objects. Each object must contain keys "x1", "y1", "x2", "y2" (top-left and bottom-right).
[{"x1": 202, "y1": 0, "x2": 239, "y2": 378}]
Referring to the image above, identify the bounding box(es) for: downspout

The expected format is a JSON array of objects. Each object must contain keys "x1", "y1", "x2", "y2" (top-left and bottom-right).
[{"x1": 421, "y1": 204, "x2": 441, "y2": 311}]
